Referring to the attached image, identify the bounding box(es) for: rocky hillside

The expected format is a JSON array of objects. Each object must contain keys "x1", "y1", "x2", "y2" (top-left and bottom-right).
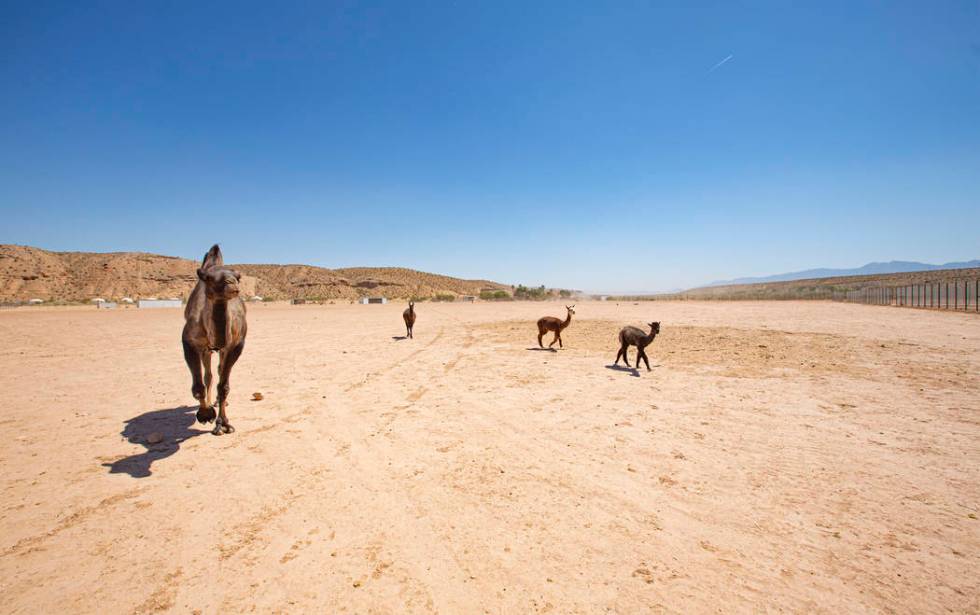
[
  {"x1": 0, "y1": 245, "x2": 511, "y2": 303},
  {"x1": 613, "y1": 267, "x2": 980, "y2": 301}
]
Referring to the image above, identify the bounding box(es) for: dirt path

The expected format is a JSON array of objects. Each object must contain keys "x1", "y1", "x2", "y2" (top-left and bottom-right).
[{"x1": 0, "y1": 301, "x2": 977, "y2": 613}]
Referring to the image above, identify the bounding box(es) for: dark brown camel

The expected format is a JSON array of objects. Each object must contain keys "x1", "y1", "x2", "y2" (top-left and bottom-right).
[
  {"x1": 614, "y1": 321, "x2": 660, "y2": 371},
  {"x1": 403, "y1": 301, "x2": 416, "y2": 339},
  {"x1": 537, "y1": 305, "x2": 575, "y2": 348},
  {"x1": 181, "y1": 244, "x2": 247, "y2": 435}
]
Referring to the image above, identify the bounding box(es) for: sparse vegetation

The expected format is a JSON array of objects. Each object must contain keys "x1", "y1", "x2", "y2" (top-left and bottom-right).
[
  {"x1": 432, "y1": 293, "x2": 456, "y2": 302},
  {"x1": 480, "y1": 290, "x2": 512, "y2": 301},
  {"x1": 514, "y1": 284, "x2": 549, "y2": 300}
]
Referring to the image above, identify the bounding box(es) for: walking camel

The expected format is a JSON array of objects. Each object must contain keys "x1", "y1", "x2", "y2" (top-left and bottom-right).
[
  {"x1": 403, "y1": 301, "x2": 416, "y2": 339},
  {"x1": 537, "y1": 305, "x2": 575, "y2": 349},
  {"x1": 614, "y1": 321, "x2": 660, "y2": 371},
  {"x1": 181, "y1": 244, "x2": 248, "y2": 435}
]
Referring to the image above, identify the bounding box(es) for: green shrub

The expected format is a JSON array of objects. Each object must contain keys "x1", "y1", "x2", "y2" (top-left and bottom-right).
[{"x1": 514, "y1": 284, "x2": 548, "y2": 300}]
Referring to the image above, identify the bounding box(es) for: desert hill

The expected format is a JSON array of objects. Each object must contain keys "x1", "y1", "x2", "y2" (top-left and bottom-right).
[
  {"x1": 0, "y1": 245, "x2": 511, "y2": 303},
  {"x1": 709, "y1": 259, "x2": 980, "y2": 286},
  {"x1": 622, "y1": 266, "x2": 980, "y2": 301}
]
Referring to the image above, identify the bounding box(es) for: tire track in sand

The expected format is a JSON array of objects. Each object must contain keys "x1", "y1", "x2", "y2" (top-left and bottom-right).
[{"x1": 344, "y1": 327, "x2": 446, "y2": 393}]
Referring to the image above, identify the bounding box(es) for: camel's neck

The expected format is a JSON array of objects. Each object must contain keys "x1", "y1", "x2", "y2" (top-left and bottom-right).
[
  {"x1": 206, "y1": 298, "x2": 228, "y2": 349},
  {"x1": 645, "y1": 329, "x2": 657, "y2": 344},
  {"x1": 562, "y1": 312, "x2": 572, "y2": 328}
]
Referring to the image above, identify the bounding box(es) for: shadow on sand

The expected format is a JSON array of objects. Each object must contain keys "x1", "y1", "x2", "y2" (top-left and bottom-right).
[
  {"x1": 104, "y1": 406, "x2": 210, "y2": 478},
  {"x1": 526, "y1": 347, "x2": 558, "y2": 353},
  {"x1": 392, "y1": 336, "x2": 408, "y2": 341},
  {"x1": 605, "y1": 364, "x2": 640, "y2": 377}
]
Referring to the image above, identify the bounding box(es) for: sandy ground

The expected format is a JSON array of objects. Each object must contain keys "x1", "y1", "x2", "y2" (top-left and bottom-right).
[{"x1": 0, "y1": 301, "x2": 978, "y2": 614}]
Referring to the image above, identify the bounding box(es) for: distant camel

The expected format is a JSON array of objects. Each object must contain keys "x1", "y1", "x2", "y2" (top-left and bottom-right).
[
  {"x1": 537, "y1": 305, "x2": 575, "y2": 349},
  {"x1": 403, "y1": 301, "x2": 416, "y2": 338},
  {"x1": 181, "y1": 244, "x2": 247, "y2": 435},
  {"x1": 614, "y1": 322, "x2": 660, "y2": 371}
]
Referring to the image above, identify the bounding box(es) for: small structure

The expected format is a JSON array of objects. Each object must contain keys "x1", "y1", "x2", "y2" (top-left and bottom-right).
[
  {"x1": 290, "y1": 298, "x2": 306, "y2": 305},
  {"x1": 121, "y1": 297, "x2": 135, "y2": 304},
  {"x1": 28, "y1": 298, "x2": 44, "y2": 305},
  {"x1": 249, "y1": 296, "x2": 264, "y2": 302},
  {"x1": 138, "y1": 299, "x2": 182, "y2": 309},
  {"x1": 97, "y1": 301, "x2": 118, "y2": 309},
  {"x1": 91, "y1": 297, "x2": 106, "y2": 304},
  {"x1": 360, "y1": 297, "x2": 387, "y2": 305},
  {"x1": 457, "y1": 295, "x2": 476, "y2": 303}
]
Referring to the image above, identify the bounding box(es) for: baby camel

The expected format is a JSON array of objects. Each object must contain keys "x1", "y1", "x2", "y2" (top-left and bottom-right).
[
  {"x1": 537, "y1": 305, "x2": 575, "y2": 349},
  {"x1": 403, "y1": 301, "x2": 416, "y2": 339},
  {"x1": 614, "y1": 321, "x2": 660, "y2": 371}
]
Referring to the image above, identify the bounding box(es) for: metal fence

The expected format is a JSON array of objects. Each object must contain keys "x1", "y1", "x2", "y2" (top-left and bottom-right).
[{"x1": 840, "y1": 278, "x2": 980, "y2": 311}]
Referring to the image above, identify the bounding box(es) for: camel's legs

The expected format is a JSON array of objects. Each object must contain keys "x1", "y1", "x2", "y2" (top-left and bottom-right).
[
  {"x1": 615, "y1": 345, "x2": 629, "y2": 366},
  {"x1": 202, "y1": 350, "x2": 214, "y2": 409},
  {"x1": 549, "y1": 331, "x2": 560, "y2": 348},
  {"x1": 213, "y1": 341, "x2": 245, "y2": 435},
  {"x1": 638, "y1": 348, "x2": 651, "y2": 371},
  {"x1": 183, "y1": 340, "x2": 215, "y2": 423},
  {"x1": 537, "y1": 329, "x2": 545, "y2": 348}
]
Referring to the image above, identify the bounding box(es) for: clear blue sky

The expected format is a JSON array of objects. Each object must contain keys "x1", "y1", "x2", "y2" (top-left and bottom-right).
[{"x1": 2, "y1": 2, "x2": 978, "y2": 292}]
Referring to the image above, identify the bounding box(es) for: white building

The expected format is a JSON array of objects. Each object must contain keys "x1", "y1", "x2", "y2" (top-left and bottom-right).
[
  {"x1": 359, "y1": 297, "x2": 387, "y2": 304},
  {"x1": 138, "y1": 299, "x2": 182, "y2": 309}
]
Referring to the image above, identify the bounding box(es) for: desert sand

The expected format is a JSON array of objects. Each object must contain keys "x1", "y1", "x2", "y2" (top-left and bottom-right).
[{"x1": 0, "y1": 301, "x2": 978, "y2": 614}]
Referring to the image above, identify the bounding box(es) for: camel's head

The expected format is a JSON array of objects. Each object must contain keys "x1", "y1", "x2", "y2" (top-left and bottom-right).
[
  {"x1": 648, "y1": 321, "x2": 660, "y2": 335},
  {"x1": 409, "y1": 301, "x2": 415, "y2": 309},
  {"x1": 566, "y1": 304, "x2": 576, "y2": 316},
  {"x1": 198, "y1": 266, "x2": 242, "y2": 301}
]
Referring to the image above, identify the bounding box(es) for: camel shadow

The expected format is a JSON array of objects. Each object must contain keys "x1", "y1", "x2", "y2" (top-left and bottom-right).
[
  {"x1": 605, "y1": 364, "x2": 641, "y2": 377},
  {"x1": 104, "y1": 405, "x2": 210, "y2": 478},
  {"x1": 526, "y1": 347, "x2": 558, "y2": 353},
  {"x1": 392, "y1": 336, "x2": 408, "y2": 341}
]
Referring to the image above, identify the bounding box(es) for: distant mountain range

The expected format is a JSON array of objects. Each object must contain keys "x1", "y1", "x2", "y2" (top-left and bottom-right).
[{"x1": 708, "y1": 260, "x2": 980, "y2": 287}]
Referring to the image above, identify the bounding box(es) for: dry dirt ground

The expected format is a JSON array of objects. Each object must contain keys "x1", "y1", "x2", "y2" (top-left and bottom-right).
[{"x1": 0, "y1": 301, "x2": 978, "y2": 614}]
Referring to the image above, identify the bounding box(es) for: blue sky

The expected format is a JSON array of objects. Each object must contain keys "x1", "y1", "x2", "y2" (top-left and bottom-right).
[{"x1": 2, "y1": 1, "x2": 978, "y2": 292}]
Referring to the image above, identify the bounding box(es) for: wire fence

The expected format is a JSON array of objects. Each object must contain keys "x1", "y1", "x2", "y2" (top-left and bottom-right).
[{"x1": 839, "y1": 278, "x2": 980, "y2": 312}]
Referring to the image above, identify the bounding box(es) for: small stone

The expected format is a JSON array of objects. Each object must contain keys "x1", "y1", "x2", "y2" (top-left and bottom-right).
[
  {"x1": 252, "y1": 392, "x2": 264, "y2": 401},
  {"x1": 146, "y1": 432, "x2": 164, "y2": 445}
]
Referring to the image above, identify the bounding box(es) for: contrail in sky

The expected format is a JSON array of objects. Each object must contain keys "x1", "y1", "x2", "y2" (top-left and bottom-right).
[{"x1": 709, "y1": 54, "x2": 734, "y2": 72}]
